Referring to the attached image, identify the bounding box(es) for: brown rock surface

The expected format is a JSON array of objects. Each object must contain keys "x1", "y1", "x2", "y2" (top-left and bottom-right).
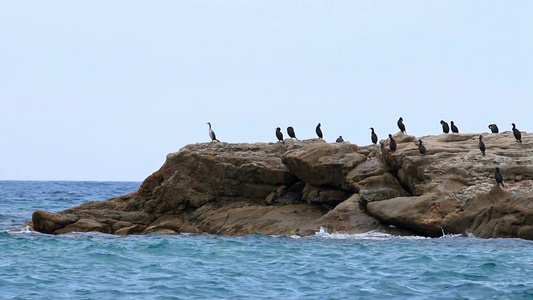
[
  {"x1": 282, "y1": 142, "x2": 366, "y2": 190},
  {"x1": 368, "y1": 132, "x2": 533, "y2": 238},
  {"x1": 25, "y1": 132, "x2": 533, "y2": 240},
  {"x1": 32, "y1": 211, "x2": 78, "y2": 234}
]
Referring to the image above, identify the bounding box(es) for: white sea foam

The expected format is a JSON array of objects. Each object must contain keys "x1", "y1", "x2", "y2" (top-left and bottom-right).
[
  {"x1": 311, "y1": 227, "x2": 429, "y2": 240},
  {"x1": 439, "y1": 227, "x2": 465, "y2": 239},
  {"x1": 6, "y1": 225, "x2": 33, "y2": 234}
]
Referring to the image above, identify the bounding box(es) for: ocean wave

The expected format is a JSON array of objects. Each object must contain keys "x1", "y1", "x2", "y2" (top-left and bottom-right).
[
  {"x1": 6, "y1": 225, "x2": 33, "y2": 234},
  {"x1": 310, "y1": 227, "x2": 430, "y2": 240}
]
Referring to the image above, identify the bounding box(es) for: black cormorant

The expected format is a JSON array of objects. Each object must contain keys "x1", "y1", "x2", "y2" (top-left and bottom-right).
[
  {"x1": 488, "y1": 124, "x2": 499, "y2": 133},
  {"x1": 316, "y1": 123, "x2": 323, "y2": 139},
  {"x1": 389, "y1": 134, "x2": 397, "y2": 152},
  {"x1": 478, "y1": 135, "x2": 485, "y2": 156},
  {"x1": 287, "y1": 126, "x2": 298, "y2": 140},
  {"x1": 440, "y1": 120, "x2": 450, "y2": 133},
  {"x1": 397, "y1": 117, "x2": 406, "y2": 134},
  {"x1": 495, "y1": 167, "x2": 504, "y2": 187},
  {"x1": 418, "y1": 140, "x2": 426, "y2": 155},
  {"x1": 370, "y1": 127, "x2": 378, "y2": 144},
  {"x1": 276, "y1": 127, "x2": 284, "y2": 144},
  {"x1": 512, "y1": 123, "x2": 522, "y2": 142},
  {"x1": 451, "y1": 121, "x2": 459, "y2": 133}
]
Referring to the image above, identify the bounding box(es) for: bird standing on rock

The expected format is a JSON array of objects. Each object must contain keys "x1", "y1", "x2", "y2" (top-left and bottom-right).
[
  {"x1": 451, "y1": 121, "x2": 459, "y2": 133},
  {"x1": 287, "y1": 126, "x2": 298, "y2": 140},
  {"x1": 336, "y1": 136, "x2": 344, "y2": 143},
  {"x1": 370, "y1": 127, "x2": 378, "y2": 144},
  {"x1": 316, "y1": 123, "x2": 323, "y2": 139},
  {"x1": 478, "y1": 135, "x2": 486, "y2": 156},
  {"x1": 488, "y1": 124, "x2": 499, "y2": 133},
  {"x1": 495, "y1": 167, "x2": 504, "y2": 187},
  {"x1": 388, "y1": 134, "x2": 397, "y2": 152},
  {"x1": 206, "y1": 122, "x2": 220, "y2": 142},
  {"x1": 512, "y1": 123, "x2": 522, "y2": 142},
  {"x1": 440, "y1": 120, "x2": 450, "y2": 133},
  {"x1": 276, "y1": 127, "x2": 284, "y2": 144},
  {"x1": 397, "y1": 117, "x2": 406, "y2": 134},
  {"x1": 418, "y1": 140, "x2": 426, "y2": 155}
]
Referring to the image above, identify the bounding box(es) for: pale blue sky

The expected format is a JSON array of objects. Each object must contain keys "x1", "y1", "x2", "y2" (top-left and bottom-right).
[{"x1": 1, "y1": 1, "x2": 532, "y2": 181}]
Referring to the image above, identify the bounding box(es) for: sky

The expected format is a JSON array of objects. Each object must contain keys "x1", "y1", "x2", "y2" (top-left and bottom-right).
[{"x1": 1, "y1": 1, "x2": 532, "y2": 181}]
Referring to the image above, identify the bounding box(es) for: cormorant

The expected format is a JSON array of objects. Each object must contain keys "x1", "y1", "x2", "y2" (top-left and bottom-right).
[
  {"x1": 316, "y1": 123, "x2": 323, "y2": 139},
  {"x1": 336, "y1": 136, "x2": 344, "y2": 143},
  {"x1": 287, "y1": 126, "x2": 298, "y2": 140},
  {"x1": 478, "y1": 135, "x2": 486, "y2": 156},
  {"x1": 418, "y1": 140, "x2": 426, "y2": 155},
  {"x1": 389, "y1": 134, "x2": 397, "y2": 152},
  {"x1": 495, "y1": 167, "x2": 504, "y2": 187},
  {"x1": 276, "y1": 127, "x2": 284, "y2": 144},
  {"x1": 370, "y1": 127, "x2": 378, "y2": 144},
  {"x1": 440, "y1": 120, "x2": 450, "y2": 133},
  {"x1": 206, "y1": 122, "x2": 220, "y2": 142},
  {"x1": 397, "y1": 117, "x2": 406, "y2": 134},
  {"x1": 512, "y1": 123, "x2": 522, "y2": 142},
  {"x1": 488, "y1": 124, "x2": 499, "y2": 133},
  {"x1": 451, "y1": 121, "x2": 459, "y2": 133}
]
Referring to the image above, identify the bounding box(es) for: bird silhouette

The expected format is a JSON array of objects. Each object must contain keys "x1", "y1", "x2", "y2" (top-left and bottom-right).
[
  {"x1": 397, "y1": 117, "x2": 406, "y2": 134},
  {"x1": 316, "y1": 123, "x2": 323, "y2": 140}
]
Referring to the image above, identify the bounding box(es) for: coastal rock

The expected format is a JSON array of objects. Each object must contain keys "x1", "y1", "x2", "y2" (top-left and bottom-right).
[
  {"x1": 142, "y1": 219, "x2": 182, "y2": 235},
  {"x1": 367, "y1": 132, "x2": 533, "y2": 238},
  {"x1": 301, "y1": 184, "x2": 352, "y2": 206},
  {"x1": 115, "y1": 224, "x2": 148, "y2": 235},
  {"x1": 367, "y1": 194, "x2": 454, "y2": 237},
  {"x1": 352, "y1": 173, "x2": 410, "y2": 202},
  {"x1": 265, "y1": 181, "x2": 304, "y2": 206},
  {"x1": 345, "y1": 157, "x2": 387, "y2": 183},
  {"x1": 187, "y1": 202, "x2": 326, "y2": 236},
  {"x1": 441, "y1": 185, "x2": 533, "y2": 239},
  {"x1": 141, "y1": 142, "x2": 299, "y2": 213},
  {"x1": 32, "y1": 210, "x2": 78, "y2": 234},
  {"x1": 314, "y1": 194, "x2": 412, "y2": 235},
  {"x1": 54, "y1": 218, "x2": 109, "y2": 234},
  {"x1": 26, "y1": 132, "x2": 533, "y2": 240},
  {"x1": 282, "y1": 142, "x2": 366, "y2": 190}
]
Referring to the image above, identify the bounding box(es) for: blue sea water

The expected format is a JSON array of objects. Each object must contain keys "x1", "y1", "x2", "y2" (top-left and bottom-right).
[{"x1": 0, "y1": 181, "x2": 532, "y2": 299}]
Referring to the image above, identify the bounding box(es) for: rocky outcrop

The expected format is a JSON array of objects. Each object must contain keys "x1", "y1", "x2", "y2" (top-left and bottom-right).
[
  {"x1": 28, "y1": 132, "x2": 533, "y2": 240},
  {"x1": 368, "y1": 131, "x2": 533, "y2": 239}
]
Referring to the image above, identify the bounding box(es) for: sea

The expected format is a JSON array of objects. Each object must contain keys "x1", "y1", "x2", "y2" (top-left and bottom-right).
[{"x1": 0, "y1": 181, "x2": 531, "y2": 300}]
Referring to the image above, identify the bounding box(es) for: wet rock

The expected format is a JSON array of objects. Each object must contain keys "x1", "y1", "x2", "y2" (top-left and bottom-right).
[
  {"x1": 314, "y1": 195, "x2": 413, "y2": 235},
  {"x1": 54, "y1": 218, "x2": 109, "y2": 234},
  {"x1": 142, "y1": 219, "x2": 183, "y2": 235},
  {"x1": 32, "y1": 211, "x2": 78, "y2": 234},
  {"x1": 115, "y1": 224, "x2": 147, "y2": 235}
]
